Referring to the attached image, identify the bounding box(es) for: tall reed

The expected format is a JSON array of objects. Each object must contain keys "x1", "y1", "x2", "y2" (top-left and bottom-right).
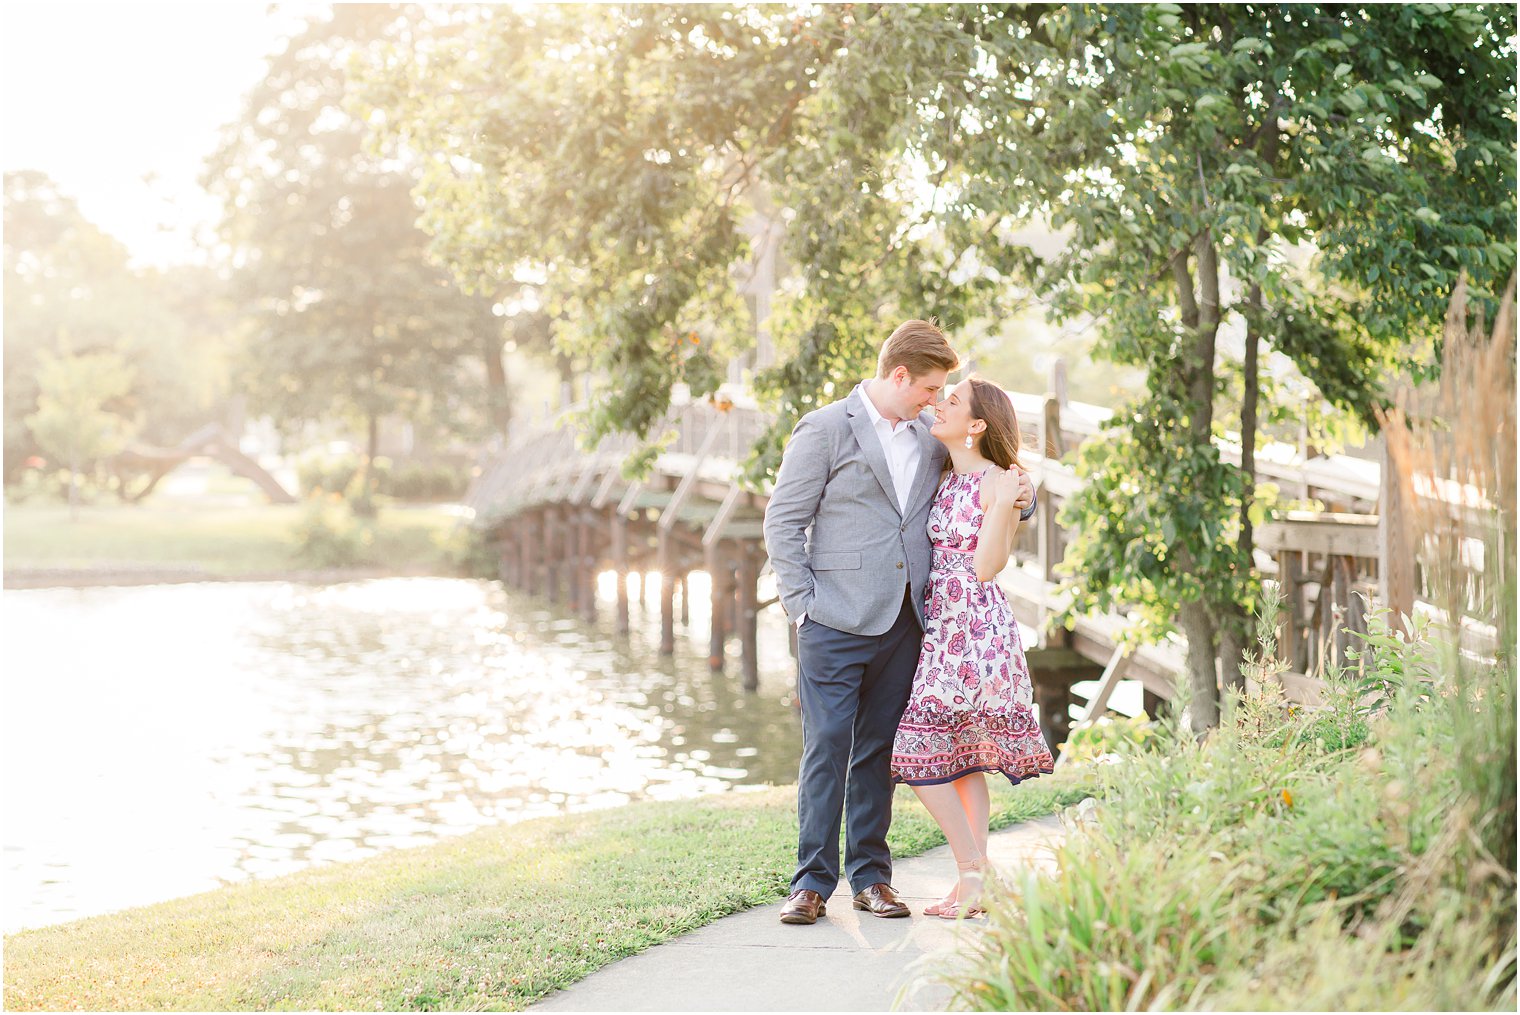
[{"x1": 1378, "y1": 271, "x2": 1516, "y2": 895}]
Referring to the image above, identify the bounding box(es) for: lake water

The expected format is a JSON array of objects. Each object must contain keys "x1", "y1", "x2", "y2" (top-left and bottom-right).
[{"x1": 2, "y1": 575, "x2": 804, "y2": 932}]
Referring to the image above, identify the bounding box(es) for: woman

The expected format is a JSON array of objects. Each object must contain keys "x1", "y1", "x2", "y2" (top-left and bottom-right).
[{"x1": 890, "y1": 375, "x2": 1055, "y2": 918}]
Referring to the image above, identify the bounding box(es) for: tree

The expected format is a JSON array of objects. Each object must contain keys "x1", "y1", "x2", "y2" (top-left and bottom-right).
[
  {"x1": 368, "y1": 4, "x2": 1515, "y2": 728},
  {"x1": 25, "y1": 349, "x2": 136, "y2": 516},
  {"x1": 947, "y1": 4, "x2": 1516, "y2": 728},
  {"x1": 4, "y1": 171, "x2": 237, "y2": 494},
  {"x1": 204, "y1": 5, "x2": 505, "y2": 512}
]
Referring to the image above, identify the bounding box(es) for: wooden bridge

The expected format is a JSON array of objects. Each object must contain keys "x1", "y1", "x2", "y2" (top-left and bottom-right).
[{"x1": 465, "y1": 374, "x2": 1468, "y2": 753}]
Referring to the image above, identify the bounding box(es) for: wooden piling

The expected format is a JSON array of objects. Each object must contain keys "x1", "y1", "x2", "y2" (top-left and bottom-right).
[
  {"x1": 1277, "y1": 551, "x2": 1301, "y2": 672},
  {"x1": 658, "y1": 529, "x2": 676, "y2": 655},
  {"x1": 577, "y1": 509, "x2": 598, "y2": 622},
  {"x1": 612, "y1": 511, "x2": 630, "y2": 634},
  {"x1": 523, "y1": 510, "x2": 541, "y2": 597},
  {"x1": 1378, "y1": 438, "x2": 1415, "y2": 632},
  {"x1": 707, "y1": 542, "x2": 730, "y2": 670},
  {"x1": 737, "y1": 550, "x2": 759, "y2": 690}
]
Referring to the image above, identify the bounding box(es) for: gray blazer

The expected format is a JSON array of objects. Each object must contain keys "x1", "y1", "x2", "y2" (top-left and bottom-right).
[{"x1": 763, "y1": 386, "x2": 946, "y2": 636}]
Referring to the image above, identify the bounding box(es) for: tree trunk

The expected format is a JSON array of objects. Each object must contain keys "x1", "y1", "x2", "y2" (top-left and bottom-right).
[
  {"x1": 355, "y1": 413, "x2": 379, "y2": 517},
  {"x1": 1175, "y1": 232, "x2": 1225, "y2": 728},
  {"x1": 1221, "y1": 109, "x2": 1282, "y2": 692},
  {"x1": 1220, "y1": 282, "x2": 1265, "y2": 695},
  {"x1": 1218, "y1": 622, "x2": 1248, "y2": 698},
  {"x1": 1180, "y1": 596, "x2": 1220, "y2": 733},
  {"x1": 484, "y1": 319, "x2": 511, "y2": 436},
  {"x1": 67, "y1": 450, "x2": 79, "y2": 522}
]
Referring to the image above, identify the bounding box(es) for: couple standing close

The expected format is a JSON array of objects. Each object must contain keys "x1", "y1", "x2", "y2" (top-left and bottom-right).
[{"x1": 762, "y1": 319, "x2": 1054, "y2": 925}]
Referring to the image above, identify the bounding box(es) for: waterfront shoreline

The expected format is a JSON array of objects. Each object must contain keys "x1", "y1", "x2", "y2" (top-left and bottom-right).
[
  {"x1": 3, "y1": 564, "x2": 452, "y2": 590},
  {"x1": 3, "y1": 777, "x2": 1095, "y2": 1012}
]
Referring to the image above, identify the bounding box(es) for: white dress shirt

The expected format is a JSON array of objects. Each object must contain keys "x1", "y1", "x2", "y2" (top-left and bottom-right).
[
  {"x1": 796, "y1": 383, "x2": 922, "y2": 629},
  {"x1": 856, "y1": 381, "x2": 922, "y2": 514}
]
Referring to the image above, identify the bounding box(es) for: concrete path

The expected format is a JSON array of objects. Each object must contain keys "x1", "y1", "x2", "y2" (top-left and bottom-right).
[{"x1": 531, "y1": 813, "x2": 1067, "y2": 1013}]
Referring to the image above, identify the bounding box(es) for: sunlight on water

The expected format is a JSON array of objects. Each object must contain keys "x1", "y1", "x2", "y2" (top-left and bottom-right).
[{"x1": 1, "y1": 576, "x2": 802, "y2": 931}]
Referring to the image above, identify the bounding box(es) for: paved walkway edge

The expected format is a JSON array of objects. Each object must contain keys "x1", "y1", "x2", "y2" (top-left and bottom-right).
[{"x1": 531, "y1": 813, "x2": 1069, "y2": 1013}]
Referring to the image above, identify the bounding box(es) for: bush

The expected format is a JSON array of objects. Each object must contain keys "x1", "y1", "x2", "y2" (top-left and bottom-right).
[
  {"x1": 290, "y1": 495, "x2": 374, "y2": 568},
  {"x1": 379, "y1": 460, "x2": 470, "y2": 502},
  {"x1": 944, "y1": 624, "x2": 1514, "y2": 1012},
  {"x1": 1057, "y1": 711, "x2": 1158, "y2": 766}
]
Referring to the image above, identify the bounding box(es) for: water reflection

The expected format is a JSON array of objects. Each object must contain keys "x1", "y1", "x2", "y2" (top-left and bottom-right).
[{"x1": 2, "y1": 576, "x2": 802, "y2": 931}]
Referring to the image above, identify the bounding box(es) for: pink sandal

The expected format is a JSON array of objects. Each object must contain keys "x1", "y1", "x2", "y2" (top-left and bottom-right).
[{"x1": 939, "y1": 856, "x2": 987, "y2": 919}]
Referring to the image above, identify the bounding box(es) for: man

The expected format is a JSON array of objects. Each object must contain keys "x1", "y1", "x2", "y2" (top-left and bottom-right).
[{"x1": 762, "y1": 320, "x2": 1036, "y2": 925}]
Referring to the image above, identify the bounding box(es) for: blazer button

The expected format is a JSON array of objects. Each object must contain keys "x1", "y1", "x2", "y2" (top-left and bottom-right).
[{"x1": 896, "y1": 561, "x2": 904, "y2": 569}]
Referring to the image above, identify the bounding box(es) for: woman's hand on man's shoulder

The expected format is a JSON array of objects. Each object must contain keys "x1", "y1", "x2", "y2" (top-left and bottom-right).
[{"x1": 988, "y1": 466, "x2": 1033, "y2": 511}]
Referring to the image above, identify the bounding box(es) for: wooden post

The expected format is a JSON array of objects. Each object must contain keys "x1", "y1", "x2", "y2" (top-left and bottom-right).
[
  {"x1": 496, "y1": 530, "x2": 512, "y2": 585},
  {"x1": 578, "y1": 510, "x2": 597, "y2": 622},
  {"x1": 1042, "y1": 393, "x2": 1066, "y2": 461},
  {"x1": 1277, "y1": 551, "x2": 1300, "y2": 673},
  {"x1": 679, "y1": 574, "x2": 690, "y2": 627},
  {"x1": 612, "y1": 511, "x2": 630, "y2": 635},
  {"x1": 658, "y1": 529, "x2": 676, "y2": 655},
  {"x1": 1038, "y1": 394, "x2": 1064, "y2": 627},
  {"x1": 1049, "y1": 357, "x2": 1069, "y2": 408},
  {"x1": 707, "y1": 542, "x2": 730, "y2": 670},
  {"x1": 545, "y1": 510, "x2": 563, "y2": 602},
  {"x1": 1036, "y1": 679, "x2": 1072, "y2": 757},
  {"x1": 1378, "y1": 439, "x2": 1415, "y2": 632},
  {"x1": 737, "y1": 550, "x2": 759, "y2": 691},
  {"x1": 523, "y1": 511, "x2": 539, "y2": 596},
  {"x1": 1332, "y1": 555, "x2": 1352, "y2": 670},
  {"x1": 565, "y1": 511, "x2": 582, "y2": 613}
]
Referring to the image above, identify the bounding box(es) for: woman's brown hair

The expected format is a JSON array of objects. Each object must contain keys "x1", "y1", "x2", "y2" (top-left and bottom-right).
[{"x1": 965, "y1": 376, "x2": 1022, "y2": 471}]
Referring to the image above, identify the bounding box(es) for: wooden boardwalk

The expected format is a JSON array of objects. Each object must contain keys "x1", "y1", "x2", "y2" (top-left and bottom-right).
[{"x1": 467, "y1": 378, "x2": 1472, "y2": 750}]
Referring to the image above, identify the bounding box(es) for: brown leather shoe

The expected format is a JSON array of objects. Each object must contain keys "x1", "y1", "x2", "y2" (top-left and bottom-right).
[
  {"x1": 779, "y1": 889, "x2": 827, "y2": 925},
  {"x1": 852, "y1": 882, "x2": 911, "y2": 918}
]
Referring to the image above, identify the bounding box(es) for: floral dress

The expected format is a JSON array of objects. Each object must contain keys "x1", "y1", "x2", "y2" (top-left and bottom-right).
[{"x1": 891, "y1": 468, "x2": 1055, "y2": 786}]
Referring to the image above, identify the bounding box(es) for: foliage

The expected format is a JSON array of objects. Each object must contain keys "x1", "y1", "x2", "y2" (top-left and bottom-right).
[
  {"x1": 3, "y1": 171, "x2": 235, "y2": 487},
  {"x1": 381, "y1": 460, "x2": 470, "y2": 502},
  {"x1": 948, "y1": 346, "x2": 1518, "y2": 1011},
  {"x1": 299, "y1": 453, "x2": 470, "y2": 503},
  {"x1": 296, "y1": 453, "x2": 373, "y2": 500},
  {"x1": 947, "y1": 636, "x2": 1512, "y2": 1011},
  {"x1": 1346, "y1": 605, "x2": 1442, "y2": 714},
  {"x1": 290, "y1": 495, "x2": 375, "y2": 569},
  {"x1": 23, "y1": 349, "x2": 138, "y2": 507},
  {"x1": 366, "y1": 4, "x2": 1515, "y2": 728},
  {"x1": 1057, "y1": 711, "x2": 1158, "y2": 766},
  {"x1": 202, "y1": 6, "x2": 506, "y2": 467}
]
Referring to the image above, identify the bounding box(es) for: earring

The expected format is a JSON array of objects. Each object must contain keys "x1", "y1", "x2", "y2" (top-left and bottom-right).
[{"x1": 964, "y1": 434, "x2": 974, "y2": 449}]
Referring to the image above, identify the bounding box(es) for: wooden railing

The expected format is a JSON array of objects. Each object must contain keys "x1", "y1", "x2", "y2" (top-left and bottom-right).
[{"x1": 468, "y1": 379, "x2": 1478, "y2": 709}]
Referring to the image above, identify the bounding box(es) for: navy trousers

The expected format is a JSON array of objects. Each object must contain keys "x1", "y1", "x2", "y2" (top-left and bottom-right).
[{"x1": 792, "y1": 589, "x2": 921, "y2": 897}]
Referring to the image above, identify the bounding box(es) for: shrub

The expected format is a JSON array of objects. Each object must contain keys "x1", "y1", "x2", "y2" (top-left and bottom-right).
[
  {"x1": 297, "y1": 453, "x2": 361, "y2": 498},
  {"x1": 290, "y1": 495, "x2": 374, "y2": 568},
  {"x1": 944, "y1": 624, "x2": 1510, "y2": 1011},
  {"x1": 381, "y1": 461, "x2": 470, "y2": 502}
]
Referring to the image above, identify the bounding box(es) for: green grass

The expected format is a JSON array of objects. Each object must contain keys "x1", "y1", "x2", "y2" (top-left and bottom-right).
[
  {"x1": 3, "y1": 775, "x2": 1096, "y2": 1012},
  {"x1": 3, "y1": 502, "x2": 465, "y2": 577}
]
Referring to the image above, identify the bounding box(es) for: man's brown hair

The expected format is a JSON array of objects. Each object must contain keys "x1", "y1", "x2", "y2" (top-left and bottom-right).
[{"x1": 876, "y1": 319, "x2": 960, "y2": 379}]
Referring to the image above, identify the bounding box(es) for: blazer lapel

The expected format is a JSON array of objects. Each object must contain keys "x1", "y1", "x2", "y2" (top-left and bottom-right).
[
  {"x1": 904, "y1": 416, "x2": 943, "y2": 516},
  {"x1": 846, "y1": 387, "x2": 903, "y2": 517}
]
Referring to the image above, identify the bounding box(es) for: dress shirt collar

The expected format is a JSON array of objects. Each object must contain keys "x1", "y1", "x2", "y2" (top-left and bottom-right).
[{"x1": 856, "y1": 381, "x2": 916, "y2": 433}]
